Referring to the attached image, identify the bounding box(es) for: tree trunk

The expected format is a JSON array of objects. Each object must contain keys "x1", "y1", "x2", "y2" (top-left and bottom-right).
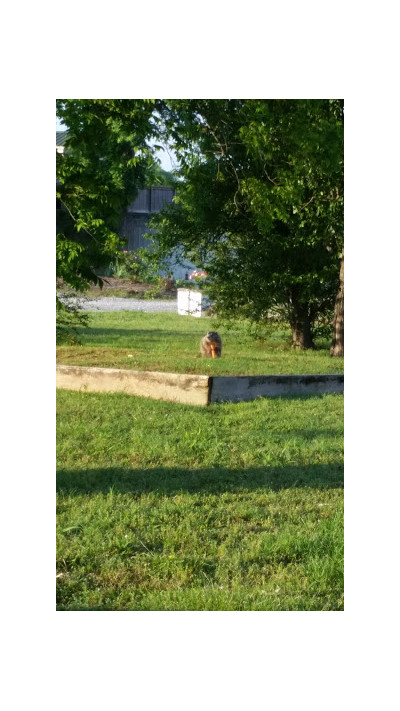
[
  {"x1": 290, "y1": 309, "x2": 315, "y2": 349},
  {"x1": 330, "y1": 253, "x2": 344, "y2": 357}
]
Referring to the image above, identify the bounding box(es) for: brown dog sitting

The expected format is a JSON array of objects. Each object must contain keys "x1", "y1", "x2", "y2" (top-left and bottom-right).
[{"x1": 200, "y1": 331, "x2": 222, "y2": 358}]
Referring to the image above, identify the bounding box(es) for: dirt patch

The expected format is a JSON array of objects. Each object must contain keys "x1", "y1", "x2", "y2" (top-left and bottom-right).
[{"x1": 56, "y1": 276, "x2": 177, "y2": 299}]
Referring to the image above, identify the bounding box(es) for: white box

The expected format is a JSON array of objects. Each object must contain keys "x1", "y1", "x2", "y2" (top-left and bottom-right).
[{"x1": 177, "y1": 288, "x2": 211, "y2": 317}]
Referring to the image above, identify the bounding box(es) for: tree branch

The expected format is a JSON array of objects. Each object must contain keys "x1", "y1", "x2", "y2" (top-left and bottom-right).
[
  {"x1": 298, "y1": 195, "x2": 315, "y2": 212},
  {"x1": 59, "y1": 199, "x2": 101, "y2": 244}
]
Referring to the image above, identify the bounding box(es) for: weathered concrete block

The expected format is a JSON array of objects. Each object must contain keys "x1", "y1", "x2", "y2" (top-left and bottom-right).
[
  {"x1": 177, "y1": 288, "x2": 211, "y2": 317},
  {"x1": 56, "y1": 365, "x2": 210, "y2": 406},
  {"x1": 57, "y1": 366, "x2": 343, "y2": 406},
  {"x1": 210, "y1": 374, "x2": 344, "y2": 403}
]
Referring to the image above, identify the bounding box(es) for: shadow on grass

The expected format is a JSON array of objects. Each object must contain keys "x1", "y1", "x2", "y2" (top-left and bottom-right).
[
  {"x1": 75, "y1": 329, "x2": 204, "y2": 348},
  {"x1": 77, "y1": 327, "x2": 198, "y2": 339},
  {"x1": 57, "y1": 463, "x2": 343, "y2": 496},
  {"x1": 267, "y1": 428, "x2": 343, "y2": 439}
]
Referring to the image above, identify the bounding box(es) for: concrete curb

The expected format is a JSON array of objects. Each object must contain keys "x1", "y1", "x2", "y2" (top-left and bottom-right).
[
  {"x1": 57, "y1": 365, "x2": 343, "y2": 406},
  {"x1": 56, "y1": 365, "x2": 210, "y2": 406},
  {"x1": 209, "y1": 373, "x2": 344, "y2": 403}
]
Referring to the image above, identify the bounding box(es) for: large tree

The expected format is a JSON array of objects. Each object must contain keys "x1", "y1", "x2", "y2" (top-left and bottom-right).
[
  {"x1": 152, "y1": 99, "x2": 344, "y2": 349},
  {"x1": 56, "y1": 99, "x2": 160, "y2": 291},
  {"x1": 330, "y1": 250, "x2": 344, "y2": 357}
]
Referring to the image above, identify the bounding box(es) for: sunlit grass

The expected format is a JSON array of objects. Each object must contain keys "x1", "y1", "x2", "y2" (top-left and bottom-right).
[
  {"x1": 56, "y1": 311, "x2": 344, "y2": 375},
  {"x1": 57, "y1": 390, "x2": 344, "y2": 611}
]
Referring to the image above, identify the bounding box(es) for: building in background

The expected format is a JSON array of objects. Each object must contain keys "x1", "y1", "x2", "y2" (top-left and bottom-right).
[
  {"x1": 121, "y1": 186, "x2": 174, "y2": 251},
  {"x1": 120, "y1": 187, "x2": 195, "y2": 280},
  {"x1": 56, "y1": 132, "x2": 195, "y2": 280},
  {"x1": 56, "y1": 131, "x2": 68, "y2": 154}
]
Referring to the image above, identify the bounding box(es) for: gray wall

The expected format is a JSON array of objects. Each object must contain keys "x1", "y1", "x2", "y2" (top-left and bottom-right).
[
  {"x1": 119, "y1": 214, "x2": 154, "y2": 251},
  {"x1": 119, "y1": 187, "x2": 196, "y2": 279}
]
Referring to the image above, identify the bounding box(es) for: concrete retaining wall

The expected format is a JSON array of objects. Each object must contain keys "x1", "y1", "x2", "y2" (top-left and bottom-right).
[
  {"x1": 209, "y1": 374, "x2": 344, "y2": 404},
  {"x1": 57, "y1": 365, "x2": 343, "y2": 406},
  {"x1": 56, "y1": 365, "x2": 210, "y2": 406}
]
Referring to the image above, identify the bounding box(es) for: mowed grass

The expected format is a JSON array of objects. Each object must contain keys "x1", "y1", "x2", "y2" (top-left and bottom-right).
[
  {"x1": 57, "y1": 389, "x2": 344, "y2": 611},
  {"x1": 56, "y1": 311, "x2": 344, "y2": 375}
]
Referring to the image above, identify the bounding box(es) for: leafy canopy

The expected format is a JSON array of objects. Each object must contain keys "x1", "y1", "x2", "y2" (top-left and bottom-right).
[
  {"x1": 152, "y1": 99, "x2": 343, "y2": 342},
  {"x1": 56, "y1": 99, "x2": 160, "y2": 290}
]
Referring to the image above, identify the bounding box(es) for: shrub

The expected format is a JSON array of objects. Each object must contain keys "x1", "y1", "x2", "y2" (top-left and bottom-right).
[
  {"x1": 56, "y1": 295, "x2": 90, "y2": 345},
  {"x1": 112, "y1": 251, "x2": 144, "y2": 280},
  {"x1": 144, "y1": 275, "x2": 176, "y2": 299},
  {"x1": 103, "y1": 249, "x2": 165, "y2": 284}
]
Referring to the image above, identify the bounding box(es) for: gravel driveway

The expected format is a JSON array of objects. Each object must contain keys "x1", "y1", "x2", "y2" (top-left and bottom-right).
[{"x1": 58, "y1": 294, "x2": 178, "y2": 312}]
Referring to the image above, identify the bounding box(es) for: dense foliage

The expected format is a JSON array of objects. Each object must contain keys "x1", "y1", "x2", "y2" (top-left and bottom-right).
[
  {"x1": 151, "y1": 99, "x2": 344, "y2": 348},
  {"x1": 56, "y1": 99, "x2": 160, "y2": 291},
  {"x1": 56, "y1": 99, "x2": 344, "y2": 350}
]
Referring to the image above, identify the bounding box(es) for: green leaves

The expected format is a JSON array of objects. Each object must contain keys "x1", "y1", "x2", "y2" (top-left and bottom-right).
[
  {"x1": 56, "y1": 234, "x2": 84, "y2": 262},
  {"x1": 153, "y1": 100, "x2": 343, "y2": 347},
  {"x1": 56, "y1": 99, "x2": 159, "y2": 290}
]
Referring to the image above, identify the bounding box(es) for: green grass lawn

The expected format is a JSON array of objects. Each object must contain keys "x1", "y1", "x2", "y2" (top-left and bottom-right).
[
  {"x1": 56, "y1": 311, "x2": 344, "y2": 375},
  {"x1": 57, "y1": 311, "x2": 343, "y2": 611},
  {"x1": 57, "y1": 389, "x2": 344, "y2": 611}
]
